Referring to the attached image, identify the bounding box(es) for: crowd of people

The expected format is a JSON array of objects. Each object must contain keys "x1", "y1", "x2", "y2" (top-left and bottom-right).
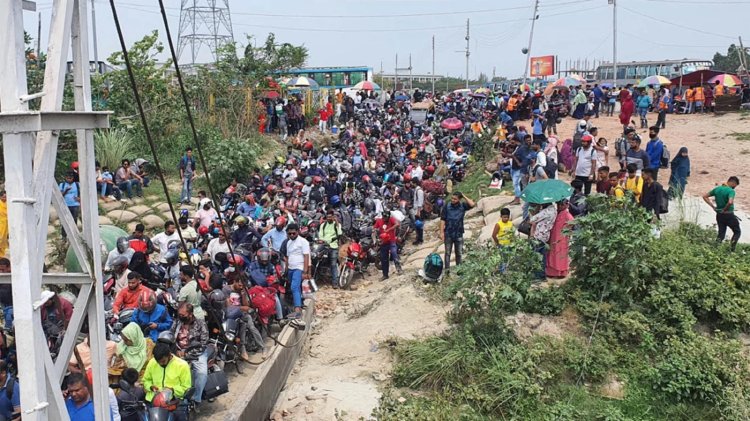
[{"x1": 0, "y1": 77, "x2": 744, "y2": 420}]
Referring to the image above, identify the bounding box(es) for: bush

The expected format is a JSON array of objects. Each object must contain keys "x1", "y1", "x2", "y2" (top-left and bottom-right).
[
  {"x1": 94, "y1": 128, "x2": 133, "y2": 171},
  {"x1": 651, "y1": 333, "x2": 749, "y2": 403},
  {"x1": 203, "y1": 135, "x2": 261, "y2": 191}
]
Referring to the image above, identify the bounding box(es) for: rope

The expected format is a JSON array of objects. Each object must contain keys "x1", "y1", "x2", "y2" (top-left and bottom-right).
[{"x1": 107, "y1": 0, "x2": 226, "y2": 334}]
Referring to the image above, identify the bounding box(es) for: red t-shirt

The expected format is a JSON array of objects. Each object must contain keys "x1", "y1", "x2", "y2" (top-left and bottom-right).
[
  {"x1": 374, "y1": 217, "x2": 399, "y2": 244},
  {"x1": 318, "y1": 109, "x2": 328, "y2": 120}
]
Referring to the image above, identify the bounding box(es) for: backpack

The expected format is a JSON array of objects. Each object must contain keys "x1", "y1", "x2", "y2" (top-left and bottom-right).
[
  {"x1": 423, "y1": 253, "x2": 443, "y2": 282},
  {"x1": 615, "y1": 136, "x2": 628, "y2": 158},
  {"x1": 659, "y1": 184, "x2": 669, "y2": 214},
  {"x1": 544, "y1": 156, "x2": 558, "y2": 179},
  {"x1": 660, "y1": 143, "x2": 670, "y2": 169},
  {"x1": 247, "y1": 286, "x2": 277, "y2": 319}
]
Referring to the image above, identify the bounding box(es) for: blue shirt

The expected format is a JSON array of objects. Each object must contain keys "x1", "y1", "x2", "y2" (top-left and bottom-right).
[
  {"x1": 60, "y1": 182, "x2": 80, "y2": 207},
  {"x1": 441, "y1": 202, "x2": 471, "y2": 240},
  {"x1": 236, "y1": 202, "x2": 261, "y2": 219},
  {"x1": 132, "y1": 304, "x2": 173, "y2": 342},
  {"x1": 645, "y1": 138, "x2": 664, "y2": 170},
  {"x1": 65, "y1": 398, "x2": 96, "y2": 421},
  {"x1": 261, "y1": 228, "x2": 288, "y2": 252},
  {"x1": 532, "y1": 117, "x2": 544, "y2": 135},
  {"x1": 0, "y1": 376, "x2": 20, "y2": 420}
]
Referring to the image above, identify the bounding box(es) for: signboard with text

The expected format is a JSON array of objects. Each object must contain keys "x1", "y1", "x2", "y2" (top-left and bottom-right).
[{"x1": 530, "y1": 55, "x2": 555, "y2": 77}]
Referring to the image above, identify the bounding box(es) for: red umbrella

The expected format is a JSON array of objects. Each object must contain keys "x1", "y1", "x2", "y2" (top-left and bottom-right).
[
  {"x1": 263, "y1": 90, "x2": 280, "y2": 99},
  {"x1": 440, "y1": 117, "x2": 463, "y2": 130}
]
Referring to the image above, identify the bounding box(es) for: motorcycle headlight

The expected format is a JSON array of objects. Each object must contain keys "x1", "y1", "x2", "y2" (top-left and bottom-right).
[
  {"x1": 225, "y1": 332, "x2": 235, "y2": 342},
  {"x1": 351, "y1": 252, "x2": 359, "y2": 258}
]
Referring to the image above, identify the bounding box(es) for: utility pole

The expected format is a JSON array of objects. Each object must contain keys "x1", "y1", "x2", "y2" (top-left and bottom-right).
[
  {"x1": 609, "y1": 0, "x2": 618, "y2": 87},
  {"x1": 409, "y1": 53, "x2": 413, "y2": 90},
  {"x1": 395, "y1": 53, "x2": 398, "y2": 91},
  {"x1": 465, "y1": 19, "x2": 470, "y2": 88},
  {"x1": 738, "y1": 37, "x2": 749, "y2": 82},
  {"x1": 396, "y1": 53, "x2": 411, "y2": 92},
  {"x1": 521, "y1": 0, "x2": 540, "y2": 88},
  {"x1": 91, "y1": 0, "x2": 99, "y2": 73},
  {"x1": 36, "y1": 12, "x2": 41, "y2": 64},
  {"x1": 431, "y1": 35, "x2": 436, "y2": 95}
]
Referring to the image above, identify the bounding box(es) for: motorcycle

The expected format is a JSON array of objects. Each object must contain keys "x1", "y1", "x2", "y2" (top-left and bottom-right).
[{"x1": 310, "y1": 239, "x2": 333, "y2": 281}]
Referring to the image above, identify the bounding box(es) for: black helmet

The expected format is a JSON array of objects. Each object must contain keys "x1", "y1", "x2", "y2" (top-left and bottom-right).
[
  {"x1": 157, "y1": 331, "x2": 175, "y2": 345},
  {"x1": 208, "y1": 289, "x2": 226, "y2": 312}
]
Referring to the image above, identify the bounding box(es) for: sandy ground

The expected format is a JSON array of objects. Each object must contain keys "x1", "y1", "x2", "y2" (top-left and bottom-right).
[
  {"x1": 552, "y1": 111, "x2": 750, "y2": 208},
  {"x1": 269, "y1": 233, "x2": 449, "y2": 420}
]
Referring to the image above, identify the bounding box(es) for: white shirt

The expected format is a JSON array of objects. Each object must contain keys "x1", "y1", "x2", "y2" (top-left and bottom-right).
[
  {"x1": 411, "y1": 166, "x2": 424, "y2": 180},
  {"x1": 284, "y1": 236, "x2": 310, "y2": 271},
  {"x1": 104, "y1": 248, "x2": 134, "y2": 271},
  {"x1": 207, "y1": 238, "x2": 230, "y2": 263},
  {"x1": 535, "y1": 151, "x2": 547, "y2": 168},
  {"x1": 574, "y1": 146, "x2": 597, "y2": 177},
  {"x1": 282, "y1": 168, "x2": 298, "y2": 182},
  {"x1": 151, "y1": 231, "x2": 180, "y2": 263}
]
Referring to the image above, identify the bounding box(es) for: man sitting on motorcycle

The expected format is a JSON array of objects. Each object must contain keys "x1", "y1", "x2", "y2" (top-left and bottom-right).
[
  {"x1": 170, "y1": 302, "x2": 209, "y2": 409},
  {"x1": 318, "y1": 210, "x2": 343, "y2": 288},
  {"x1": 177, "y1": 266, "x2": 205, "y2": 321},
  {"x1": 178, "y1": 216, "x2": 198, "y2": 246},
  {"x1": 112, "y1": 272, "x2": 150, "y2": 316},
  {"x1": 142, "y1": 342, "x2": 191, "y2": 421},
  {"x1": 132, "y1": 289, "x2": 173, "y2": 342},
  {"x1": 105, "y1": 237, "x2": 134, "y2": 272},
  {"x1": 224, "y1": 274, "x2": 266, "y2": 359},
  {"x1": 109, "y1": 255, "x2": 131, "y2": 294},
  {"x1": 236, "y1": 194, "x2": 261, "y2": 220}
]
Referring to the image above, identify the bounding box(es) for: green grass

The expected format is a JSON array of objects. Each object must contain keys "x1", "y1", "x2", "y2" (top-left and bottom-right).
[
  {"x1": 456, "y1": 162, "x2": 511, "y2": 202},
  {"x1": 729, "y1": 132, "x2": 750, "y2": 141}
]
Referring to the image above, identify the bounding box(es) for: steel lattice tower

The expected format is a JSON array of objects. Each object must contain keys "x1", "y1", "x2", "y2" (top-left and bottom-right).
[{"x1": 177, "y1": 0, "x2": 234, "y2": 64}]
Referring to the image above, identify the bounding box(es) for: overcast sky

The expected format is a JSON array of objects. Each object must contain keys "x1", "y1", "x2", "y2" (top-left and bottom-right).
[{"x1": 28, "y1": 0, "x2": 749, "y2": 80}]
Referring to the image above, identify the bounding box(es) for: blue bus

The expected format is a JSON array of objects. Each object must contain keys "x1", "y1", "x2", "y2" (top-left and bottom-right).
[{"x1": 279, "y1": 66, "x2": 373, "y2": 89}]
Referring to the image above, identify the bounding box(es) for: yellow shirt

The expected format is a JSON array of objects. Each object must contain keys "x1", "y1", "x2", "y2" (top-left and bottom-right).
[
  {"x1": 495, "y1": 220, "x2": 515, "y2": 246},
  {"x1": 625, "y1": 176, "x2": 643, "y2": 202},
  {"x1": 610, "y1": 185, "x2": 625, "y2": 198},
  {"x1": 715, "y1": 85, "x2": 725, "y2": 96}
]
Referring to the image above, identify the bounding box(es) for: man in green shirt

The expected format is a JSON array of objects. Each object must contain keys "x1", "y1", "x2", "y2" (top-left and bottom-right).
[
  {"x1": 318, "y1": 210, "x2": 343, "y2": 288},
  {"x1": 177, "y1": 266, "x2": 205, "y2": 320},
  {"x1": 703, "y1": 176, "x2": 741, "y2": 251}
]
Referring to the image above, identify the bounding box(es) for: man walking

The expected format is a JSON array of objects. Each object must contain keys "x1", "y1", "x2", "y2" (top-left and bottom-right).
[
  {"x1": 703, "y1": 176, "x2": 741, "y2": 251},
  {"x1": 645, "y1": 126, "x2": 665, "y2": 181},
  {"x1": 280, "y1": 223, "x2": 310, "y2": 319},
  {"x1": 374, "y1": 209, "x2": 402, "y2": 280},
  {"x1": 179, "y1": 147, "x2": 197, "y2": 204},
  {"x1": 440, "y1": 191, "x2": 475, "y2": 273},
  {"x1": 570, "y1": 134, "x2": 597, "y2": 195}
]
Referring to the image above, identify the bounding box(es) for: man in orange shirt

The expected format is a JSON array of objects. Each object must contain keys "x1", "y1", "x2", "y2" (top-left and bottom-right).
[
  {"x1": 684, "y1": 86, "x2": 694, "y2": 114},
  {"x1": 693, "y1": 85, "x2": 705, "y2": 113},
  {"x1": 112, "y1": 272, "x2": 151, "y2": 316},
  {"x1": 507, "y1": 94, "x2": 520, "y2": 121},
  {"x1": 714, "y1": 80, "x2": 725, "y2": 97}
]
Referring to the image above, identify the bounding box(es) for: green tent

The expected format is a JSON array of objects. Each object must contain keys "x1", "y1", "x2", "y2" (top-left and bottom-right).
[{"x1": 64, "y1": 225, "x2": 128, "y2": 272}]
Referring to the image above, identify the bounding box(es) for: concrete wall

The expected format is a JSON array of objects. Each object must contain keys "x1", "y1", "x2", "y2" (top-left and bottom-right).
[{"x1": 224, "y1": 299, "x2": 315, "y2": 421}]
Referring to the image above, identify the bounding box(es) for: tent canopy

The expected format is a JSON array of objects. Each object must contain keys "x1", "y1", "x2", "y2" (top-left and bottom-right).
[{"x1": 670, "y1": 70, "x2": 734, "y2": 87}]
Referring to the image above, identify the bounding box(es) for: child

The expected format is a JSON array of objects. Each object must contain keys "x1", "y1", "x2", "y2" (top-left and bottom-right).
[
  {"x1": 596, "y1": 137, "x2": 609, "y2": 169},
  {"x1": 116, "y1": 368, "x2": 146, "y2": 421},
  {"x1": 596, "y1": 166, "x2": 610, "y2": 194},
  {"x1": 492, "y1": 208, "x2": 515, "y2": 273}
]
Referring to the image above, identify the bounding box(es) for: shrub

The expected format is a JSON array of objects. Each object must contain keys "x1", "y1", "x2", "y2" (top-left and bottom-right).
[
  {"x1": 94, "y1": 128, "x2": 133, "y2": 171},
  {"x1": 203, "y1": 135, "x2": 261, "y2": 191},
  {"x1": 651, "y1": 333, "x2": 749, "y2": 403}
]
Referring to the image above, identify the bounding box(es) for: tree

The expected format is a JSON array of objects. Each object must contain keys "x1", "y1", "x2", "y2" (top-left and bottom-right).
[{"x1": 712, "y1": 44, "x2": 748, "y2": 73}]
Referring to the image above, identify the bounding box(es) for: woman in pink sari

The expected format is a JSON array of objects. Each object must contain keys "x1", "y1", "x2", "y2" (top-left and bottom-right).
[
  {"x1": 559, "y1": 138, "x2": 574, "y2": 173},
  {"x1": 546, "y1": 200, "x2": 574, "y2": 278}
]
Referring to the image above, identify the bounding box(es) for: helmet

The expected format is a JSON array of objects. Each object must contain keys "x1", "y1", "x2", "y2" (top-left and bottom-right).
[
  {"x1": 403, "y1": 173, "x2": 412, "y2": 183},
  {"x1": 190, "y1": 252, "x2": 201, "y2": 266},
  {"x1": 180, "y1": 209, "x2": 189, "y2": 219},
  {"x1": 256, "y1": 248, "x2": 271, "y2": 265},
  {"x1": 266, "y1": 185, "x2": 277, "y2": 194},
  {"x1": 116, "y1": 237, "x2": 129, "y2": 254},
  {"x1": 198, "y1": 226, "x2": 209, "y2": 236},
  {"x1": 226, "y1": 254, "x2": 245, "y2": 268},
  {"x1": 415, "y1": 219, "x2": 425, "y2": 229},
  {"x1": 152, "y1": 390, "x2": 177, "y2": 411},
  {"x1": 312, "y1": 176, "x2": 322, "y2": 184},
  {"x1": 164, "y1": 249, "x2": 179, "y2": 266},
  {"x1": 330, "y1": 195, "x2": 341, "y2": 206},
  {"x1": 208, "y1": 289, "x2": 226, "y2": 312},
  {"x1": 304, "y1": 176, "x2": 312, "y2": 186},
  {"x1": 111, "y1": 255, "x2": 129, "y2": 269},
  {"x1": 273, "y1": 168, "x2": 283, "y2": 177},
  {"x1": 299, "y1": 226, "x2": 309, "y2": 236},
  {"x1": 275, "y1": 216, "x2": 287, "y2": 227},
  {"x1": 457, "y1": 147, "x2": 464, "y2": 154},
  {"x1": 235, "y1": 215, "x2": 248, "y2": 226},
  {"x1": 436, "y1": 198, "x2": 445, "y2": 208},
  {"x1": 157, "y1": 330, "x2": 175, "y2": 345},
  {"x1": 71, "y1": 161, "x2": 79, "y2": 170},
  {"x1": 166, "y1": 240, "x2": 180, "y2": 251},
  {"x1": 362, "y1": 175, "x2": 371, "y2": 183},
  {"x1": 138, "y1": 289, "x2": 157, "y2": 312}
]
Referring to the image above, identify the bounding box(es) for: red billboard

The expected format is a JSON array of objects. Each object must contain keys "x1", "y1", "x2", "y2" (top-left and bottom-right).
[{"x1": 530, "y1": 55, "x2": 555, "y2": 77}]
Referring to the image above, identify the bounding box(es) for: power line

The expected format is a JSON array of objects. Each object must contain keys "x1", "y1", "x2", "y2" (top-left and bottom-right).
[
  {"x1": 620, "y1": 5, "x2": 736, "y2": 39},
  {"x1": 641, "y1": 0, "x2": 750, "y2": 4}
]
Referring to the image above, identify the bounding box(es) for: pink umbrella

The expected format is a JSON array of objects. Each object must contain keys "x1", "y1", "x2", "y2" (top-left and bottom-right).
[
  {"x1": 708, "y1": 74, "x2": 741, "y2": 87},
  {"x1": 440, "y1": 117, "x2": 464, "y2": 130}
]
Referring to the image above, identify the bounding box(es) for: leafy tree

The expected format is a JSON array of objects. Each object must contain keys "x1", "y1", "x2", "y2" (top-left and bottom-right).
[{"x1": 712, "y1": 44, "x2": 749, "y2": 73}]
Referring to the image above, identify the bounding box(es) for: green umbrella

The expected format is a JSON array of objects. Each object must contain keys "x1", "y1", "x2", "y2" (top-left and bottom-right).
[{"x1": 520, "y1": 179, "x2": 573, "y2": 204}]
